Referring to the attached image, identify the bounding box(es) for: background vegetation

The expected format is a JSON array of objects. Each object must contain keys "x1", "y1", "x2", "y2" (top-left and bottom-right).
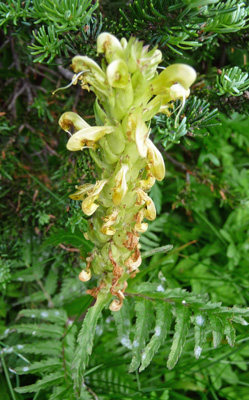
[{"x1": 1, "y1": 0, "x2": 249, "y2": 399}]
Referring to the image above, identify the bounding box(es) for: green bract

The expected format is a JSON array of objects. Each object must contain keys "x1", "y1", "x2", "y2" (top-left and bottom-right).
[{"x1": 59, "y1": 33, "x2": 196, "y2": 311}]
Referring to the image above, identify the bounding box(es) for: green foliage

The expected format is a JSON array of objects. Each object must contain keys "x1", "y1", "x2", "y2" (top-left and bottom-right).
[
  {"x1": 216, "y1": 66, "x2": 249, "y2": 96},
  {"x1": 1, "y1": 0, "x2": 249, "y2": 399}
]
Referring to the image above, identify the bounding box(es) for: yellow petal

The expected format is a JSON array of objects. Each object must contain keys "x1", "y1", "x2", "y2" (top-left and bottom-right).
[
  {"x1": 152, "y1": 64, "x2": 196, "y2": 95},
  {"x1": 100, "y1": 209, "x2": 119, "y2": 235},
  {"x1": 146, "y1": 139, "x2": 165, "y2": 181},
  {"x1": 134, "y1": 210, "x2": 148, "y2": 233},
  {"x1": 139, "y1": 173, "x2": 156, "y2": 191},
  {"x1": 82, "y1": 180, "x2": 108, "y2": 216},
  {"x1": 112, "y1": 164, "x2": 129, "y2": 206},
  {"x1": 71, "y1": 55, "x2": 106, "y2": 81},
  {"x1": 135, "y1": 116, "x2": 149, "y2": 158},
  {"x1": 135, "y1": 188, "x2": 156, "y2": 221},
  {"x1": 69, "y1": 183, "x2": 95, "y2": 200},
  {"x1": 59, "y1": 112, "x2": 89, "y2": 134},
  {"x1": 66, "y1": 126, "x2": 115, "y2": 151},
  {"x1": 169, "y1": 83, "x2": 190, "y2": 101},
  {"x1": 97, "y1": 32, "x2": 124, "y2": 63}
]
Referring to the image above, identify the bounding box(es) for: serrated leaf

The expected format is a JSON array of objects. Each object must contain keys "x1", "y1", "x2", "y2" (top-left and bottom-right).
[
  {"x1": 12, "y1": 324, "x2": 64, "y2": 339},
  {"x1": 129, "y1": 299, "x2": 153, "y2": 372},
  {"x1": 224, "y1": 321, "x2": 236, "y2": 347},
  {"x1": 14, "y1": 341, "x2": 61, "y2": 356},
  {"x1": 14, "y1": 372, "x2": 65, "y2": 393},
  {"x1": 113, "y1": 300, "x2": 132, "y2": 349},
  {"x1": 194, "y1": 313, "x2": 207, "y2": 359},
  {"x1": 15, "y1": 359, "x2": 62, "y2": 375},
  {"x1": 167, "y1": 304, "x2": 191, "y2": 370},
  {"x1": 43, "y1": 229, "x2": 93, "y2": 252},
  {"x1": 72, "y1": 294, "x2": 111, "y2": 390},
  {"x1": 18, "y1": 309, "x2": 67, "y2": 325},
  {"x1": 140, "y1": 302, "x2": 172, "y2": 372},
  {"x1": 209, "y1": 314, "x2": 224, "y2": 348}
]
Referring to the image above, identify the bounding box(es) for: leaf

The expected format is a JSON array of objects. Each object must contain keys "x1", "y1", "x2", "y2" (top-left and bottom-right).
[
  {"x1": 129, "y1": 299, "x2": 153, "y2": 372},
  {"x1": 167, "y1": 304, "x2": 191, "y2": 370},
  {"x1": 194, "y1": 313, "x2": 207, "y2": 359},
  {"x1": 150, "y1": 182, "x2": 162, "y2": 214},
  {"x1": 72, "y1": 293, "x2": 111, "y2": 390},
  {"x1": 14, "y1": 372, "x2": 65, "y2": 394},
  {"x1": 18, "y1": 308, "x2": 67, "y2": 325},
  {"x1": 209, "y1": 314, "x2": 224, "y2": 348},
  {"x1": 43, "y1": 229, "x2": 93, "y2": 252},
  {"x1": 113, "y1": 299, "x2": 132, "y2": 349},
  {"x1": 224, "y1": 321, "x2": 236, "y2": 347},
  {"x1": 140, "y1": 302, "x2": 172, "y2": 371},
  {"x1": 14, "y1": 341, "x2": 61, "y2": 356},
  {"x1": 12, "y1": 324, "x2": 64, "y2": 339},
  {"x1": 15, "y1": 359, "x2": 62, "y2": 375}
]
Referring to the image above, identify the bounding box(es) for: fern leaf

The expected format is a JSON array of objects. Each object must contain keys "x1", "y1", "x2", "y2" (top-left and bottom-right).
[
  {"x1": 18, "y1": 309, "x2": 67, "y2": 325},
  {"x1": 14, "y1": 340, "x2": 61, "y2": 356},
  {"x1": 167, "y1": 304, "x2": 191, "y2": 370},
  {"x1": 15, "y1": 359, "x2": 62, "y2": 375},
  {"x1": 139, "y1": 302, "x2": 172, "y2": 372},
  {"x1": 113, "y1": 299, "x2": 132, "y2": 349},
  {"x1": 209, "y1": 314, "x2": 224, "y2": 348},
  {"x1": 14, "y1": 372, "x2": 65, "y2": 394},
  {"x1": 224, "y1": 321, "x2": 236, "y2": 347},
  {"x1": 12, "y1": 324, "x2": 64, "y2": 339},
  {"x1": 129, "y1": 299, "x2": 153, "y2": 372},
  {"x1": 72, "y1": 293, "x2": 111, "y2": 390},
  {"x1": 194, "y1": 313, "x2": 207, "y2": 359}
]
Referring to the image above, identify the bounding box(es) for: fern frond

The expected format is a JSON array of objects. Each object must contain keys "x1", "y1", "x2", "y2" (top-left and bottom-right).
[
  {"x1": 139, "y1": 302, "x2": 172, "y2": 371},
  {"x1": 18, "y1": 308, "x2": 67, "y2": 325},
  {"x1": 14, "y1": 371, "x2": 65, "y2": 394},
  {"x1": 129, "y1": 299, "x2": 153, "y2": 372},
  {"x1": 167, "y1": 304, "x2": 191, "y2": 369}
]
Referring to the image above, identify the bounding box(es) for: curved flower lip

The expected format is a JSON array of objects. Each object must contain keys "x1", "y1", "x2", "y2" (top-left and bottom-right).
[
  {"x1": 151, "y1": 63, "x2": 197, "y2": 95},
  {"x1": 82, "y1": 179, "x2": 108, "y2": 216},
  {"x1": 59, "y1": 112, "x2": 90, "y2": 134},
  {"x1": 135, "y1": 188, "x2": 156, "y2": 221},
  {"x1": 97, "y1": 32, "x2": 124, "y2": 63},
  {"x1": 139, "y1": 174, "x2": 156, "y2": 191},
  {"x1": 109, "y1": 298, "x2": 123, "y2": 312},
  {"x1": 112, "y1": 164, "x2": 129, "y2": 206},
  {"x1": 100, "y1": 209, "x2": 119, "y2": 235},
  {"x1": 134, "y1": 210, "x2": 148, "y2": 233},
  {"x1": 67, "y1": 126, "x2": 115, "y2": 151},
  {"x1": 69, "y1": 183, "x2": 95, "y2": 200},
  {"x1": 135, "y1": 116, "x2": 149, "y2": 158},
  {"x1": 71, "y1": 55, "x2": 106, "y2": 81},
  {"x1": 146, "y1": 139, "x2": 165, "y2": 181}
]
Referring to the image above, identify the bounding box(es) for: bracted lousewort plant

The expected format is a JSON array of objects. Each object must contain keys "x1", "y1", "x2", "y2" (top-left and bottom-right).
[{"x1": 58, "y1": 32, "x2": 196, "y2": 389}]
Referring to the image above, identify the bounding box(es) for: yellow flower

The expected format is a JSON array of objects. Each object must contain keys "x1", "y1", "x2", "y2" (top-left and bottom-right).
[
  {"x1": 81, "y1": 180, "x2": 108, "y2": 216},
  {"x1": 100, "y1": 209, "x2": 119, "y2": 235},
  {"x1": 112, "y1": 164, "x2": 129, "y2": 206},
  {"x1": 59, "y1": 111, "x2": 115, "y2": 151},
  {"x1": 135, "y1": 188, "x2": 156, "y2": 221},
  {"x1": 146, "y1": 139, "x2": 165, "y2": 181}
]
